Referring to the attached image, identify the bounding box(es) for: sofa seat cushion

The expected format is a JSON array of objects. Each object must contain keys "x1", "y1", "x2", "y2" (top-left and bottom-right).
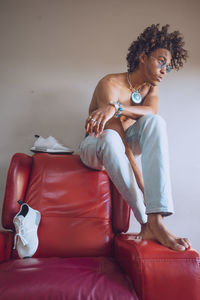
[{"x1": 0, "y1": 257, "x2": 138, "y2": 300}]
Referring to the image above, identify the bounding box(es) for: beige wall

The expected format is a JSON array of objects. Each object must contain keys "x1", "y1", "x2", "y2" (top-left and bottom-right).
[{"x1": 0, "y1": 0, "x2": 200, "y2": 252}]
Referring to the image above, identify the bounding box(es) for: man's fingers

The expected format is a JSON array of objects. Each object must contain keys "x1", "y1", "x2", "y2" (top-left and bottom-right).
[
  {"x1": 85, "y1": 115, "x2": 96, "y2": 134},
  {"x1": 85, "y1": 121, "x2": 89, "y2": 132},
  {"x1": 89, "y1": 118, "x2": 98, "y2": 135},
  {"x1": 94, "y1": 120, "x2": 101, "y2": 137},
  {"x1": 85, "y1": 115, "x2": 93, "y2": 132},
  {"x1": 85, "y1": 110, "x2": 111, "y2": 136},
  {"x1": 99, "y1": 116, "x2": 107, "y2": 134}
]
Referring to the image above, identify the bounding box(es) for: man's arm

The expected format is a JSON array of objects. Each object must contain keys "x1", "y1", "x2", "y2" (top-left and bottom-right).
[
  {"x1": 85, "y1": 79, "x2": 159, "y2": 136},
  {"x1": 85, "y1": 76, "x2": 119, "y2": 136},
  {"x1": 120, "y1": 86, "x2": 159, "y2": 119}
]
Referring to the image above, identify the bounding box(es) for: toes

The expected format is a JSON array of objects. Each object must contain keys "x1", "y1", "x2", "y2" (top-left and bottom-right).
[
  {"x1": 177, "y1": 238, "x2": 192, "y2": 249},
  {"x1": 171, "y1": 241, "x2": 185, "y2": 251},
  {"x1": 133, "y1": 235, "x2": 142, "y2": 240},
  {"x1": 184, "y1": 238, "x2": 192, "y2": 248},
  {"x1": 167, "y1": 238, "x2": 186, "y2": 251}
]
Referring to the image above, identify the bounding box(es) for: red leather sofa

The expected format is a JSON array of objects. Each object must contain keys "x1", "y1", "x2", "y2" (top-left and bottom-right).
[{"x1": 0, "y1": 153, "x2": 199, "y2": 300}]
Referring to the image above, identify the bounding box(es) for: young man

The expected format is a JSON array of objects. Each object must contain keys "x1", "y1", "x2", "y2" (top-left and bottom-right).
[{"x1": 80, "y1": 24, "x2": 191, "y2": 251}]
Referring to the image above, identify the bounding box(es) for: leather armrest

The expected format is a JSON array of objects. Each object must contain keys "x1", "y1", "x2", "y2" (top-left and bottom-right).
[
  {"x1": 0, "y1": 231, "x2": 14, "y2": 263},
  {"x1": 114, "y1": 233, "x2": 200, "y2": 300}
]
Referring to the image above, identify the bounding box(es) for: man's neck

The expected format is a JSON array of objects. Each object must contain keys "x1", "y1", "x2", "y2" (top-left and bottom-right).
[{"x1": 129, "y1": 69, "x2": 146, "y2": 89}]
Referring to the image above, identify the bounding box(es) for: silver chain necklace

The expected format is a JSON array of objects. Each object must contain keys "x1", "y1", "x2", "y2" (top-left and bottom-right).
[{"x1": 127, "y1": 72, "x2": 144, "y2": 104}]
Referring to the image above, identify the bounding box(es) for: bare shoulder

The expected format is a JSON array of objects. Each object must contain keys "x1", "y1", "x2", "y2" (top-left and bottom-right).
[
  {"x1": 95, "y1": 73, "x2": 125, "y2": 101},
  {"x1": 96, "y1": 73, "x2": 125, "y2": 90},
  {"x1": 89, "y1": 73, "x2": 127, "y2": 113}
]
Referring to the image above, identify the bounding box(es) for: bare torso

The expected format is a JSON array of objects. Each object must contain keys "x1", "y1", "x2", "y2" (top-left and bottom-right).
[{"x1": 89, "y1": 72, "x2": 152, "y2": 131}]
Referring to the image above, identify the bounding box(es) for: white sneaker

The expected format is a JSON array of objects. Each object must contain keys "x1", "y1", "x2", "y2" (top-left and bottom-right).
[
  {"x1": 30, "y1": 135, "x2": 74, "y2": 154},
  {"x1": 13, "y1": 202, "x2": 41, "y2": 259}
]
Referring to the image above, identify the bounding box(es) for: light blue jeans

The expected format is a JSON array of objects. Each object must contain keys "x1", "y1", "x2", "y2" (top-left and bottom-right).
[{"x1": 79, "y1": 114, "x2": 174, "y2": 224}]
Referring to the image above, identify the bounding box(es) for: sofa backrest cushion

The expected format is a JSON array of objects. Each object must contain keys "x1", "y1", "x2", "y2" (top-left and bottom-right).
[{"x1": 22, "y1": 154, "x2": 114, "y2": 257}]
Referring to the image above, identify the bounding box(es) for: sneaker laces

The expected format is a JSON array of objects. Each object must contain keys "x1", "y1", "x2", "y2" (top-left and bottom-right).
[{"x1": 13, "y1": 217, "x2": 35, "y2": 249}]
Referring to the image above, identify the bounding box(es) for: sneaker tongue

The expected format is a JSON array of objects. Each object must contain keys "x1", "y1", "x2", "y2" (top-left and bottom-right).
[{"x1": 46, "y1": 136, "x2": 58, "y2": 146}]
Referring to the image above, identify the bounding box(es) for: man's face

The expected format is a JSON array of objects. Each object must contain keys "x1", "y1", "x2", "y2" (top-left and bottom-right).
[{"x1": 142, "y1": 48, "x2": 172, "y2": 86}]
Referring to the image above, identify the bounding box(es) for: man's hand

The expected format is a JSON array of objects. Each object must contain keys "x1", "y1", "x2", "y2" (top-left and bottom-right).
[{"x1": 85, "y1": 105, "x2": 115, "y2": 137}]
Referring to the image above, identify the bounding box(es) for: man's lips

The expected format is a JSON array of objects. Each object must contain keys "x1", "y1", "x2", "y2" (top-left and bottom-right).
[{"x1": 157, "y1": 76, "x2": 163, "y2": 82}]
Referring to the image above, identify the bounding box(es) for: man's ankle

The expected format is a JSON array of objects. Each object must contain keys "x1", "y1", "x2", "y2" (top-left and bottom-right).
[{"x1": 147, "y1": 213, "x2": 163, "y2": 225}]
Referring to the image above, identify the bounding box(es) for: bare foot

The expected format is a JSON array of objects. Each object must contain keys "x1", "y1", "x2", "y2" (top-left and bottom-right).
[
  {"x1": 134, "y1": 223, "x2": 152, "y2": 240},
  {"x1": 139, "y1": 214, "x2": 191, "y2": 251}
]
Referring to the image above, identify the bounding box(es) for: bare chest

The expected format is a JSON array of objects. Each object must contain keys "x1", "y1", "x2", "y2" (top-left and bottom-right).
[
  {"x1": 119, "y1": 83, "x2": 151, "y2": 106},
  {"x1": 119, "y1": 84, "x2": 151, "y2": 127}
]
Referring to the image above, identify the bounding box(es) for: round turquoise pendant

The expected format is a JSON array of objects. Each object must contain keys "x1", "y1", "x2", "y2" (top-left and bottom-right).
[{"x1": 131, "y1": 91, "x2": 142, "y2": 104}]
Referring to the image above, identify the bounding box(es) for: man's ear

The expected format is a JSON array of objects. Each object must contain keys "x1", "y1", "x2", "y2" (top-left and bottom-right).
[{"x1": 139, "y1": 52, "x2": 147, "y2": 64}]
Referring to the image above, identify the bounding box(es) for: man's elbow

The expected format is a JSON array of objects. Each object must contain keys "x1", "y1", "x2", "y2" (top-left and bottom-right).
[{"x1": 148, "y1": 105, "x2": 158, "y2": 115}]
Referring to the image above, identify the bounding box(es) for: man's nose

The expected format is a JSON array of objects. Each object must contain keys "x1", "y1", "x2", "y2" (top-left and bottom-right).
[{"x1": 160, "y1": 67, "x2": 166, "y2": 75}]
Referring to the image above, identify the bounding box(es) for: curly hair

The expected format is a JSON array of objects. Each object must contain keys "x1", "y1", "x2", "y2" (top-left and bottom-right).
[{"x1": 126, "y1": 24, "x2": 188, "y2": 72}]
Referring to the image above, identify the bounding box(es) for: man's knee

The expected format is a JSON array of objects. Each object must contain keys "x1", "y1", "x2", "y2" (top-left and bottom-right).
[
  {"x1": 138, "y1": 114, "x2": 167, "y2": 132},
  {"x1": 97, "y1": 129, "x2": 125, "y2": 153},
  {"x1": 139, "y1": 114, "x2": 166, "y2": 124}
]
